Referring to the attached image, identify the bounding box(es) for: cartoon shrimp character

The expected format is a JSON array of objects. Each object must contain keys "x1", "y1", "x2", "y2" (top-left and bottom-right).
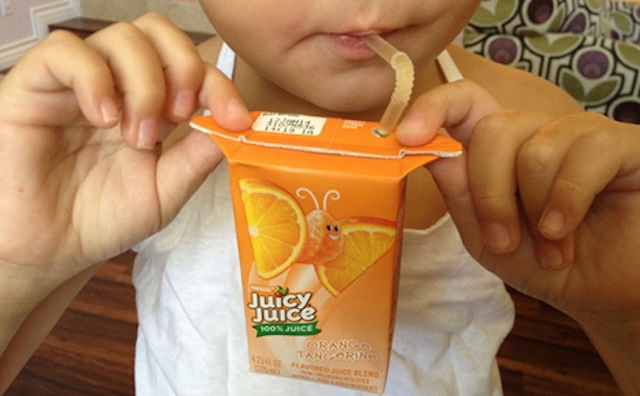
[
  {"x1": 239, "y1": 178, "x2": 396, "y2": 295},
  {"x1": 295, "y1": 188, "x2": 344, "y2": 264}
]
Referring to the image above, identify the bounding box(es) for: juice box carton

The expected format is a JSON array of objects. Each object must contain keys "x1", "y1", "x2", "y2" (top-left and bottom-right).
[{"x1": 191, "y1": 112, "x2": 461, "y2": 393}]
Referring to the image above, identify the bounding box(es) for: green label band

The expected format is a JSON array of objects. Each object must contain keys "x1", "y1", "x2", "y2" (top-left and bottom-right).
[{"x1": 253, "y1": 322, "x2": 322, "y2": 337}]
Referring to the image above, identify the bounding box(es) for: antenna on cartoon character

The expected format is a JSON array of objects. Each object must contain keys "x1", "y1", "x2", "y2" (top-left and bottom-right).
[
  {"x1": 323, "y1": 190, "x2": 340, "y2": 211},
  {"x1": 296, "y1": 188, "x2": 341, "y2": 212},
  {"x1": 296, "y1": 187, "x2": 320, "y2": 210}
]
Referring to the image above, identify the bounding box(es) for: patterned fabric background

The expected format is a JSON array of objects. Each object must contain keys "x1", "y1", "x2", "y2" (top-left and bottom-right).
[{"x1": 464, "y1": 0, "x2": 640, "y2": 124}]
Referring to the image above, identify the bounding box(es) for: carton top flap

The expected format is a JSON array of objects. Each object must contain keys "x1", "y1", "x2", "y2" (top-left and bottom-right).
[{"x1": 190, "y1": 112, "x2": 462, "y2": 160}]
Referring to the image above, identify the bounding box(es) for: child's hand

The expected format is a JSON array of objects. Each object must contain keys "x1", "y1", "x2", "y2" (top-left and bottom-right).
[
  {"x1": 0, "y1": 14, "x2": 251, "y2": 285},
  {"x1": 398, "y1": 81, "x2": 640, "y2": 393},
  {"x1": 397, "y1": 80, "x2": 640, "y2": 323}
]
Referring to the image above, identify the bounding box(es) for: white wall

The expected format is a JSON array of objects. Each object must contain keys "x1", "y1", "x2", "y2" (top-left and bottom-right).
[
  {"x1": 80, "y1": 0, "x2": 214, "y2": 34},
  {"x1": 0, "y1": 0, "x2": 80, "y2": 70},
  {"x1": 0, "y1": 0, "x2": 214, "y2": 70}
]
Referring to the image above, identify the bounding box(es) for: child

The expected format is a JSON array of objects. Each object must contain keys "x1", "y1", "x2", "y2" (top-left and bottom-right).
[{"x1": 1, "y1": 2, "x2": 639, "y2": 395}]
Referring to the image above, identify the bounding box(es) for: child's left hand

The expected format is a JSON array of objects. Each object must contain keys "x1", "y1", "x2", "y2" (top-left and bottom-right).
[{"x1": 396, "y1": 80, "x2": 640, "y2": 325}]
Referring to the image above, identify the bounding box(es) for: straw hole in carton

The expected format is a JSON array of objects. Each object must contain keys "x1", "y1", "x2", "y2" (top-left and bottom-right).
[{"x1": 372, "y1": 127, "x2": 390, "y2": 138}]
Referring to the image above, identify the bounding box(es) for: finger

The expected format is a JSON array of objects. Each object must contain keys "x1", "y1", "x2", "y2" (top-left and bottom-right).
[
  {"x1": 514, "y1": 122, "x2": 572, "y2": 269},
  {"x1": 155, "y1": 130, "x2": 225, "y2": 226},
  {"x1": 402, "y1": 80, "x2": 524, "y2": 254},
  {"x1": 404, "y1": 81, "x2": 500, "y2": 257},
  {"x1": 133, "y1": 13, "x2": 205, "y2": 124},
  {"x1": 1, "y1": 30, "x2": 119, "y2": 128},
  {"x1": 87, "y1": 22, "x2": 167, "y2": 149},
  {"x1": 465, "y1": 110, "x2": 556, "y2": 253},
  {"x1": 536, "y1": 114, "x2": 640, "y2": 240},
  {"x1": 199, "y1": 63, "x2": 252, "y2": 132},
  {"x1": 429, "y1": 148, "x2": 572, "y2": 294},
  {"x1": 426, "y1": 154, "x2": 487, "y2": 258},
  {"x1": 396, "y1": 80, "x2": 502, "y2": 147},
  {"x1": 515, "y1": 114, "x2": 627, "y2": 268}
]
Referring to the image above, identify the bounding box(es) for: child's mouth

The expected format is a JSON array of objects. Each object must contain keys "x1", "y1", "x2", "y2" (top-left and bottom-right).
[
  {"x1": 333, "y1": 34, "x2": 371, "y2": 48},
  {"x1": 326, "y1": 31, "x2": 392, "y2": 60}
]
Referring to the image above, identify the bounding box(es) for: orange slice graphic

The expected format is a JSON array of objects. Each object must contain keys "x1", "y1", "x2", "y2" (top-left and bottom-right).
[
  {"x1": 315, "y1": 219, "x2": 396, "y2": 296},
  {"x1": 239, "y1": 178, "x2": 307, "y2": 279}
]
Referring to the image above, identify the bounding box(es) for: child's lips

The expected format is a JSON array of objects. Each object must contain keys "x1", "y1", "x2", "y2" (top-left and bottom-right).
[
  {"x1": 332, "y1": 34, "x2": 371, "y2": 49},
  {"x1": 326, "y1": 31, "x2": 392, "y2": 60}
]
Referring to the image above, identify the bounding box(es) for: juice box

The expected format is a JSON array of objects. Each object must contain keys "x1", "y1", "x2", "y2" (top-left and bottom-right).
[{"x1": 191, "y1": 112, "x2": 461, "y2": 393}]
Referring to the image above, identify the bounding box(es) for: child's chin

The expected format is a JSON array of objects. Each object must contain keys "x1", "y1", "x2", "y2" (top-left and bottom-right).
[{"x1": 308, "y1": 91, "x2": 389, "y2": 116}]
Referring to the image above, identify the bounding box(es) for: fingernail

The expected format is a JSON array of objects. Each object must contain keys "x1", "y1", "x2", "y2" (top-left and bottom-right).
[
  {"x1": 482, "y1": 223, "x2": 514, "y2": 253},
  {"x1": 227, "y1": 98, "x2": 252, "y2": 126},
  {"x1": 173, "y1": 90, "x2": 196, "y2": 119},
  {"x1": 540, "y1": 209, "x2": 565, "y2": 239},
  {"x1": 536, "y1": 240, "x2": 565, "y2": 269},
  {"x1": 137, "y1": 118, "x2": 157, "y2": 150},
  {"x1": 101, "y1": 97, "x2": 119, "y2": 124},
  {"x1": 397, "y1": 113, "x2": 427, "y2": 136}
]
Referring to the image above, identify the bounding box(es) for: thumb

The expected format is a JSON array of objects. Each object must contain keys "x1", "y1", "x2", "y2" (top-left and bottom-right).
[
  {"x1": 155, "y1": 130, "x2": 224, "y2": 226},
  {"x1": 396, "y1": 80, "x2": 502, "y2": 147}
]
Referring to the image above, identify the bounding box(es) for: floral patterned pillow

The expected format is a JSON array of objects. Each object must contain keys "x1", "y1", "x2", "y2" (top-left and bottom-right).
[{"x1": 464, "y1": 0, "x2": 640, "y2": 124}]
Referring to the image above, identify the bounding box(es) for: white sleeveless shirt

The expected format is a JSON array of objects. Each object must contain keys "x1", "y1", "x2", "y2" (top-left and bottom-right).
[{"x1": 132, "y1": 44, "x2": 514, "y2": 396}]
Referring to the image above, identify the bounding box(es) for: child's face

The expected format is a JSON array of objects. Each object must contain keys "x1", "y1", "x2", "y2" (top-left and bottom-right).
[{"x1": 200, "y1": 1, "x2": 480, "y2": 114}]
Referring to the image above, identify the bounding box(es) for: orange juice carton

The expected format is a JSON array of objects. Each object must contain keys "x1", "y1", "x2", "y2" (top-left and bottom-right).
[{"x1": 191, "y1": 112, "x2": 461, "y2": 393}]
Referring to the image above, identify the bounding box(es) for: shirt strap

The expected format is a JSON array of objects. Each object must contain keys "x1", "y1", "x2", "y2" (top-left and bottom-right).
[{"x1": 436, "y1": 50, "x2": 464, "y2": 82}]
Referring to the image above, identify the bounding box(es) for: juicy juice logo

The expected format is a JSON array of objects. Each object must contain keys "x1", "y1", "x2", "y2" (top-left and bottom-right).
[{"x1": 248, "y1": 286, "x2": 322, "y2": 337}]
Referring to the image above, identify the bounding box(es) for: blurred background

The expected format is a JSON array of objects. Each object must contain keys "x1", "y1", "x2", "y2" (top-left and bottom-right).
[
  {"x1": 464, "y1": 0, "x2": 640, "y2": 123},
  {"x1": 0, "y1": 0, "x2": 214, "y2": 71}
]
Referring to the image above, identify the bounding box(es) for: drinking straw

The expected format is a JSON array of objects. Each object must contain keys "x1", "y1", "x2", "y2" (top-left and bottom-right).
[{"x1": 362, "y1": 34, "x2": 415, "y2": 137}]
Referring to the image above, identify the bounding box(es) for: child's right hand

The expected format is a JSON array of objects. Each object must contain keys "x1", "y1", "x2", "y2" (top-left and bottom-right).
[{"x1": 0, "y1": 14, "x2": 251, "y2": 289}]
